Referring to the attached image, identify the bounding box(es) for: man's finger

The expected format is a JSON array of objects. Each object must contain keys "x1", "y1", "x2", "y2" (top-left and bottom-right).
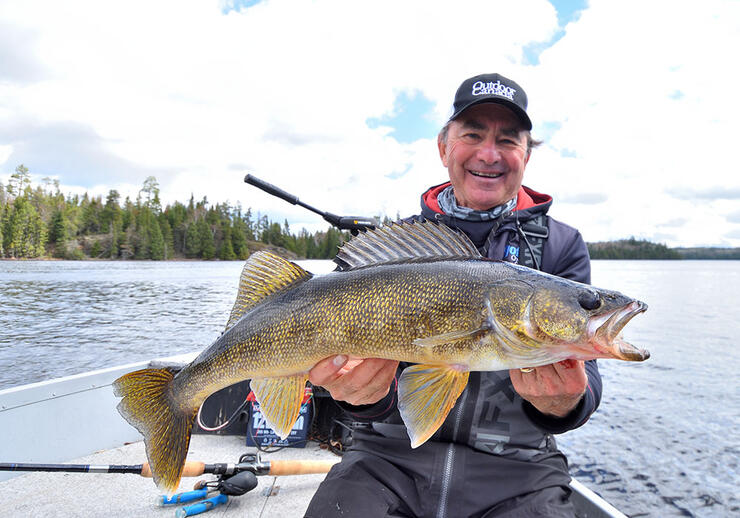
[
  {"x1": 551, "y1": 359, "x2": 586, "y2": 387},
  {"x1": 308, "y1": 355, "x2": 348, "y2": 386},
  {"x1": 327, "y1": 359, "x2": 398, "y2": 405},
  {"x1": 332, "y1": 359, "x2": 397, "y2": 401}
]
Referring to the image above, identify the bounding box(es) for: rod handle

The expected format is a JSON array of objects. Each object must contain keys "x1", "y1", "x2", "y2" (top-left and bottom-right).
[
  {"x1": 244, "y1": 174, "x2": 299, "y2": 205},
  {"x1": 268, "y1": 459, "x2": 340, "y2": 476},
  {"x1": 141, "y1": 461, "x2": 205, "y2": 478}
]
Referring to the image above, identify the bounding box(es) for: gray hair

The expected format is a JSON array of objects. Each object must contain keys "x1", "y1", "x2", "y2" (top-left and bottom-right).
[{"x1": 438, "y1": 121, "x2": 542, "y2": 156}]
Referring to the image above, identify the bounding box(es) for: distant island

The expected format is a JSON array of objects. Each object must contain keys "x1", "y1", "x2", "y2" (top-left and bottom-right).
[
  {"x1": 587, "y1": 238, "x2": 740, "y2": 260},
  {"x1": 1, "y1": 166, "x2": 738, "y2": 261}
]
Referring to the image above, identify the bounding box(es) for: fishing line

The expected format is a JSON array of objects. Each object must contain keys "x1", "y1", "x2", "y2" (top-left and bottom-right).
[{"x1": 196, "y1": 397, "x2": 250, "y2": 432}]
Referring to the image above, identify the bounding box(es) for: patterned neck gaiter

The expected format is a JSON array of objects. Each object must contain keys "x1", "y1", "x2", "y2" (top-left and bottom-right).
[{"x1": 437, "y1": 185, "x2": 517, "y2": 221}]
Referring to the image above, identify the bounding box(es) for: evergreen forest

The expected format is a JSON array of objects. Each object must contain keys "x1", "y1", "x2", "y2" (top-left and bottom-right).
[
  {"x1": 0, "y1": 165, "x2": 348, "y2": 260},
  {"x1": 2, "y1": 165, "x2": 738, "y2": 261}
]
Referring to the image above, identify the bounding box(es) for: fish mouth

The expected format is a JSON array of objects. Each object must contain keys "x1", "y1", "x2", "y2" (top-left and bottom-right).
[{"x1": 587, "y1": 300, "x2": 650, "y2": 361}]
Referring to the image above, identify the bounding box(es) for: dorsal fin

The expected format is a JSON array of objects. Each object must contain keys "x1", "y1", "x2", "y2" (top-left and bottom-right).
[
  {"x1": 226, "y1": 251, "x2": 312, "y2": 331},
  {"x1": 334, "y1": 220, "x2": 481, "y2": 271}
]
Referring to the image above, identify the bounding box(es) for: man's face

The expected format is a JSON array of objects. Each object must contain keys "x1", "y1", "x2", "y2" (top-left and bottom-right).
[{"x1": 438, "y1": 103, "x2": 530, "y2": 211}]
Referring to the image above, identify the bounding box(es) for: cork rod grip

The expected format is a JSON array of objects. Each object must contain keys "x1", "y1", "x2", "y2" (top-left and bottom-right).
[
  {"x1": 140, "y1": 461, "x2": 205, "y2": 478},
  {"x1": 268, "y1": 459, "x2": 340, "y2": 476}
]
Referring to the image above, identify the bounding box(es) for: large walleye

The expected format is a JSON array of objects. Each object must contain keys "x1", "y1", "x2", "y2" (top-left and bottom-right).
[{"x1": 114, "y1": 221, "x2": 649, "y2": 492}]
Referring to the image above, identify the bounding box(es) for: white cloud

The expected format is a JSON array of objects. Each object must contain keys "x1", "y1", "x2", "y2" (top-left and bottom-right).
[
  {"x1": 525, "y1": 0, "x2": 740, "y2": 246},
  {"x1": 1, "y1": 0, "x2": 738, "y2": 246}
]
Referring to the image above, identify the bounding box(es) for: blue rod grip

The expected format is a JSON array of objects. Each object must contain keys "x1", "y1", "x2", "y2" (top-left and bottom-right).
[
  {"x1": 157, "y1": 489, "x2": 208, "y2": 506},
  {"x1": 175, "y1": 494, "x2": 228, "y2": 517}
]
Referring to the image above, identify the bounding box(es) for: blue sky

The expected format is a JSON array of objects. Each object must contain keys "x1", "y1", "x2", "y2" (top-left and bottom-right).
[
  {"x1": 523, "y1": 0, "x2": 587, "y2": 65},
  {"x1": 370, "y1": 0, "x2": 589, "y2": 143},
  {"x1": 366, "y1": 91, "x2": 439, "y2": 144},
  {"x1": 1, "y1": 0, "x2": 739, "y2": 247}
]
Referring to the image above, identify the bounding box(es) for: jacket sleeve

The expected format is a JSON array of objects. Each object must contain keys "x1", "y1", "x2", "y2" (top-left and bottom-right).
[{"x1": 524, "y1": 220, "x2": 603, "y2": 433}]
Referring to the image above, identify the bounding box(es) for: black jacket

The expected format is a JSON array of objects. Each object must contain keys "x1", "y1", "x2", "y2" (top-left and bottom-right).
[{"x1": 334, "y1": 183, "x2": 600, "y2": 514}]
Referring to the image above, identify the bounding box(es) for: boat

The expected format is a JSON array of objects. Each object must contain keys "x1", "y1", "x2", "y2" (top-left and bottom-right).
[{"x1": 0, "y1": 354, "x2": 626, "y2": 517}]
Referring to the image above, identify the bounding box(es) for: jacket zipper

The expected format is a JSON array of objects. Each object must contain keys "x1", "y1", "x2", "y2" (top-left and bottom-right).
[{"x1": 436, "y1": 388, "x2": 468, "y2": 518}]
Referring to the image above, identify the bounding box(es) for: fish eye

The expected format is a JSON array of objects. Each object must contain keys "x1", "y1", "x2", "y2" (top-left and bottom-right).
[{"x1": 578, "y1": 290, "x2": 602, "y2": 311}]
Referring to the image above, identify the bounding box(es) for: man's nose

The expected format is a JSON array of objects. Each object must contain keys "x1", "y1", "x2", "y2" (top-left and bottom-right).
[{"x1": 476, "y1": 140, "x2": 502, "y2": 164}]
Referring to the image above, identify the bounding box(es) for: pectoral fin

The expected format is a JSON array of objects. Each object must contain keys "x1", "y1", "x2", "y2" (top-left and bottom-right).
[
  {"x1": 397, "y1": 364, "x2": 469, "y2": 448},
  {"x1": 250, "y1": 374, "x2": 309, "y2": 439}
]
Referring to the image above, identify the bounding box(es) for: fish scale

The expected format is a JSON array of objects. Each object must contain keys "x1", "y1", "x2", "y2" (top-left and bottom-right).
[{"x1": 113, "y1": 220, "x2": 648, "y2": 493}]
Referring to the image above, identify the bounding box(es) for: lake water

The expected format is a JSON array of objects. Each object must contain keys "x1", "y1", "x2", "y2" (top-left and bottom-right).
[{"x1": 1, "y1": 259, "x2": 738, "y2": 517}]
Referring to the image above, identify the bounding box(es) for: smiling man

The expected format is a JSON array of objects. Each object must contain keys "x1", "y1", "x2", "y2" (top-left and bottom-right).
[{"x1": 306, "y1": 73, "x2": 596, "y2": 518}]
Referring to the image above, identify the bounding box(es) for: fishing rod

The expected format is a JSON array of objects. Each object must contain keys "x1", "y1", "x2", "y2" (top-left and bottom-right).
[
  {"x1": 1, "y1": 453, "x2": 339, "y2": 516},
  {"x1": 244, "y1": 174, "x2": 377, "y2": 233},
  {"x1": 0, "y1": 453, "x2": 338, "y2": 478}
]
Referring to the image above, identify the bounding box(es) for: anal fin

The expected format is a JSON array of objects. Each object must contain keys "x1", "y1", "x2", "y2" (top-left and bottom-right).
[
  {"x1": 397, "y1": 364, "x2": 469, "y2": 448},
  {"x1": 250, "y1": 374, "x2": 309, "y2": 439}
]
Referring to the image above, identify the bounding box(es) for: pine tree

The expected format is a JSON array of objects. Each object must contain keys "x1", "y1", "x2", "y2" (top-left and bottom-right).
[
  {"x1": 197, "y1": 218, "x2": 216, "y2": 259},
  {"x1": 184, "y1": 222, "x2": 201, "y2": 258},
  {"x1": 3, "y1": 196, "x2": 47, "y2": 258},
  {"x1": 8, "y1": 164, "x2": 30, "y2": 197},
  {"x1": 140, "y1": 176, "x2": 161, "y2": 213},
  {"x1": 158, "y1": 214, "x2": 173, "y2": 259},
  {"x1": 243, "y1": 208, "x2": 255, "y2": 240},
  {"x1": 48, "y1": 209, "x2": 68, "y2": 258},
  {"x1": 148, "y1": 216, "x2": 165, "y2": 260},
  {"x1": 219, "y1": 223, "x2": 236, "y2": 260},
  {"x1": 48, "y1": 210, "x2": 68, "y2": 244},
  {"x1": 231, "y1": 216, "x2": 249, "y2": 259}
]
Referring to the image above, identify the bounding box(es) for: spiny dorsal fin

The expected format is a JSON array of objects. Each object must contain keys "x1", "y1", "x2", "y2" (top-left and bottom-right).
[
  {"x1": 226, "y1": 251, "x2": 312, "y2": 331},
  {"x1": 334, "y1": 220, "x2": 481, "y2": 271}
]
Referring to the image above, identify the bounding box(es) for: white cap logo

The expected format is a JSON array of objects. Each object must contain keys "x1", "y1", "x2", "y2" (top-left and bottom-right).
[{"x1": 471, "y1": 80, "x2": 516, "y2": 101}]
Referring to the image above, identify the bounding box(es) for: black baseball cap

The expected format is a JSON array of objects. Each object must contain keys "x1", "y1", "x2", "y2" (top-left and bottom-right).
[{"x1": 449, "y1": 73, "x2": 532, "y2": 130}]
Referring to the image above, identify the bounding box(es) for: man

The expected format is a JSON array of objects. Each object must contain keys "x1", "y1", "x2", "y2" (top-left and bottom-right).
[{"x1": 305, "y1": 73, "x2": 597, "y2": 517}]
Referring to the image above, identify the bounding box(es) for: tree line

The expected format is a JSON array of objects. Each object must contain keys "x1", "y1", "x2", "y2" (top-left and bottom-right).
[
  {"x1": 588, "y1": 240, "x2": 740, "y2": 260},
  {"x1": 587, "y1": 237, "x2": 681, "y2": 259},
  {"x1": 3, "y1": 165, "x2": 737, "y2": 261},
  {"x1": 0, "y1": 165, "x2": 348, "y2": 260}
]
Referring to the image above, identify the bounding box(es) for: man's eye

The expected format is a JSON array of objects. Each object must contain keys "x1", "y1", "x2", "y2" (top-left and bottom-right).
[{"x1": 463, "y1": 133, "x2": 481, "y2": 140}]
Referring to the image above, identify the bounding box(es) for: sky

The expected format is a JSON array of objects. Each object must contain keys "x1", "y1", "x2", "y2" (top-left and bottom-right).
[{"x1": 1, "y1": 0, "x2": 739, "y2": 247}]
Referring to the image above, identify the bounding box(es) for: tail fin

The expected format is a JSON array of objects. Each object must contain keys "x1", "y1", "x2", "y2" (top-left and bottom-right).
[{"x1": 113, "y1": 368, "x2": 196, "y2": 494}]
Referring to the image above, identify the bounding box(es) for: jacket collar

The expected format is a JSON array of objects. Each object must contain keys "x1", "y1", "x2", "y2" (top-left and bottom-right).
[{"x1": 421, "y1": 182, "x2": 552, "y2": 216}]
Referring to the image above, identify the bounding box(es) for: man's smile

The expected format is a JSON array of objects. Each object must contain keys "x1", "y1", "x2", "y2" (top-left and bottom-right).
[{"x1": 468, "y1": 170, "x2": 504, "y2": 179}]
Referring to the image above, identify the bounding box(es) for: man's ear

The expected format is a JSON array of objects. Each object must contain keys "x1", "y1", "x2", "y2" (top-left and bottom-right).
[{"x1": 437, "y1": 135, "x2": 448, "y2": 167}]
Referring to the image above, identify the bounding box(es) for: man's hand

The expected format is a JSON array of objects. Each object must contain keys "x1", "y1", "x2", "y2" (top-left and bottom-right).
[
  {"x1": 509, "y1": 359, "x2": 587, "y2": 418},
  {"x1": 309, "y1": 356, "x2": 399, "y2": 406}
]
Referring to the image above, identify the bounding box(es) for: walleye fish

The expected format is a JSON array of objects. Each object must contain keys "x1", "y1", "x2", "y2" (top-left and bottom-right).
[{"x1": 114, "y1": 221, "x2": 648, "y2": 492}]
